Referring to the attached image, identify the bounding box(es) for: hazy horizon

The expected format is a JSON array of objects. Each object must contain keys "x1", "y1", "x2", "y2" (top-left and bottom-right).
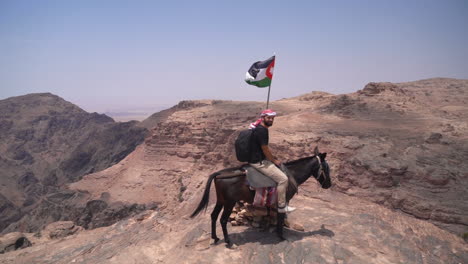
[{"x1": 1, "y1": 0, "x2": 467, "y2": 113}]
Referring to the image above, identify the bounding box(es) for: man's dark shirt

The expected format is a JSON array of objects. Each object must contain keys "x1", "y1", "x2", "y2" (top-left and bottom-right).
[{"x1": 250, "y1": 124, "x2": 268, "y2": 163}]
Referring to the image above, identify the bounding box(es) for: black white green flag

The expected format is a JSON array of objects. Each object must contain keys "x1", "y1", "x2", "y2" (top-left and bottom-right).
[{"x1": 245, "y1": 56, "x2": 275, "y2": 88}]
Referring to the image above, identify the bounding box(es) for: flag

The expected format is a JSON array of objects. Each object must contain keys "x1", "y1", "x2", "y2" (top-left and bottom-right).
[{"x1": 245, "y1": 56, "x2": 275, "y2": 88}]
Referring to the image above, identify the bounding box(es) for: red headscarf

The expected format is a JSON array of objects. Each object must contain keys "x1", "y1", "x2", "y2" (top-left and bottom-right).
[{"x1": 249, "y1": 109, "x2": 277, "y2": 128}]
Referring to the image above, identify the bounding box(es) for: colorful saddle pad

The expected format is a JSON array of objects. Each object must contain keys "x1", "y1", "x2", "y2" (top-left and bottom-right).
[{"x1": 253, "y1": 187, "x2": 277, "y2": 207}]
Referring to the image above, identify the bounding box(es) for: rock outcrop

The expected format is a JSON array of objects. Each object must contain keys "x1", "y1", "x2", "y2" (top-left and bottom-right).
[
  {"x1": 0, "y1": 192, "x2": 466, "y2": 263},
  {"x1": 0, "y1": 232, "x2": 31, "y2": 254},
  {"x1": 0, "y1": 93, "x2": 148, "y2": 233},
  {"x1": 43, "y1": 221, "x2": 83, "y2": 239},
  {"x1": 1, "y1": 189, "x2": 151, "y2": 234}
]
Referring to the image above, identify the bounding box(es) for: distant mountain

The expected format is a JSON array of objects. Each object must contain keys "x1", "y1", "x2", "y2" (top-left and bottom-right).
[{"x1": 0, "y1": 93, "x2": 148, "y2": 233}]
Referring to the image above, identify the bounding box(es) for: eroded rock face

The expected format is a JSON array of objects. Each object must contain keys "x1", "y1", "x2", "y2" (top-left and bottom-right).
[
  {"x1": 0, "y1": 195, "x2": 21, "y2": 232},
  {"x1": 1, "y1": 190, "x2": 150, "y2": 234},
  {"x1": 358, "y1": 82, "x2": 402, "y2": 96},
  {"x1": 0, "y1": 93, "x2": 148, "y2": 233}
]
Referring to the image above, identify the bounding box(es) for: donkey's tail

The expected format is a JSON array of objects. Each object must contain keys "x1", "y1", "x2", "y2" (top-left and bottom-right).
[{"x1": 190, "y1": 171, "x2": 219, "y2": 218}]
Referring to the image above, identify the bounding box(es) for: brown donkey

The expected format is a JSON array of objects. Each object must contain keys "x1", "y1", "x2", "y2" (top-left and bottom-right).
[{"x1": 190, "y1": 147, "x2": 331, "y2": 247}]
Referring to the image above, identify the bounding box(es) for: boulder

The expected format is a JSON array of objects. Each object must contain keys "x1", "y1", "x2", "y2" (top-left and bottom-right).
[
  {"x1": 44, "y1": 221, "x2": 83, "y2": 239},
  {"x1": 0, "y1": 232, "x2": 32, "y2": 254},
  {"x1": 358, "y1": 82, "x2": 400, "y2": 96}
]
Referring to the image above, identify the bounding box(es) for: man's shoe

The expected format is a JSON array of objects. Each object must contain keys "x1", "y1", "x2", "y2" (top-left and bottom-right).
[{"x1": 278, "y1": 206, "x2": 296, "y2": 213}]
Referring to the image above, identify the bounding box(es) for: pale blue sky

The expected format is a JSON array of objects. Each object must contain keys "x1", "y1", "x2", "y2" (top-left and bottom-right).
[{"x1": 1, "y1": 0, "x2": 467, "y2": 113}]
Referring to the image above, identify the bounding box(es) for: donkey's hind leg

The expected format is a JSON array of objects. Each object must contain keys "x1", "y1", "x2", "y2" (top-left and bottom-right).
[
  {"x1": 220, "y1": 202, "x2": 235, "y2": 247},
  {"x1": 211, "y1": 204, "x2": 223, "y2": 244}
]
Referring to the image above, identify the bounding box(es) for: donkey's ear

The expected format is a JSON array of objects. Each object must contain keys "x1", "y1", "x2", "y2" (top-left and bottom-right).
[
  {"x1": 320, "y1": 153, "x2": 327, "y2": 160},
  {"x1": 314, "y1": 146, "x2": 319, "y2": 155}
]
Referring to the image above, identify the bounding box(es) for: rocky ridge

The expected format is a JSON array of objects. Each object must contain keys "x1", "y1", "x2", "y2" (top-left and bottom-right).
[
  {"x1": 1, "y1": 78, "x2": 467, "y2": 263},
  {"x1": 0, "y1": 93, "x2": 148, "y2": 233},
  {"x1": 1, "y1": 190, "x2": 466, "y2": 263}
]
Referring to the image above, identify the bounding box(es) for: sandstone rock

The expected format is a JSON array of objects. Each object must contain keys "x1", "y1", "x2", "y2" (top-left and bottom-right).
[
  {"x1": 343, "y1": 140, "x2": 364, "y2": 150},
  {"x1": 135, "y1": 210, "x2": 154, "y2": 222},
  {"x1": 359, "y1": 82, "x2": 400, "y2": 96},
  {"x1": 44, "y1": 221, "x2": 83, "y2": 239},
  {"x1": 78, "y1": 201, "x2": 147, "y2": 229},
  {"x1": 426, "y1": 132, "x2": 443, "y2": 144},
  {"x1": 0, "y1": 232, "x2": 31, "y2": 254},
  {"x1": 425, "y1": 170, "x2": 451, "y2": 186},
  {"x1": 2, "y1": 192, "x2": 468, "y2": 264},
  {"x1": 234, "y1": 215, "x2": 243, "y2": 223},
  {"x1": 229, "y1": 212, "x2": 236, "y2": 220},
  {"x1": 292, "y1": 222, "x2": 305, "y2": 231}
]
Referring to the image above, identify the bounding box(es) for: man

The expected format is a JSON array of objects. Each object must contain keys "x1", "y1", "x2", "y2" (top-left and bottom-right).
[{"x1": 249, "y1": 109, "x2": 295, "y2": 213}]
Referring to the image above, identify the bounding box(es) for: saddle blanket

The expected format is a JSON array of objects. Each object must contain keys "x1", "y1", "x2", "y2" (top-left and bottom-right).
[{"x1": 253, "y1": 187, "x2": 277, "y2": 207}]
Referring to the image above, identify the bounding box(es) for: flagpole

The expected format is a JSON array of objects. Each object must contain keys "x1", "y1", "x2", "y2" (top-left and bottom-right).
[{"x1": 266, "y1": 85, "x2": 271, "y2": 109}]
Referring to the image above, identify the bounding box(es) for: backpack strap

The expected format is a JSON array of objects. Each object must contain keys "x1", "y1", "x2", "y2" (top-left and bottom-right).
[{"x1": 248, "y1": 128, "x2": 255, "y2": 163}]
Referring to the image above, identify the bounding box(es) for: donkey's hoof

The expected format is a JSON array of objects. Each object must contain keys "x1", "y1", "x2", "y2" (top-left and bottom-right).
[
  {"x1": 212, "y1": 237, "x2": 220, "y2": 245},
  {"x1": 226, "y1": 242, "x2": 237, "y2": 249}
]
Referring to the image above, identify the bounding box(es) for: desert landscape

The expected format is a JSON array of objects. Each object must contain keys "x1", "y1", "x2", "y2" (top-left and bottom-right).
[{"x1": 0, "y1": 78, "x2": 467, "y2": 263}]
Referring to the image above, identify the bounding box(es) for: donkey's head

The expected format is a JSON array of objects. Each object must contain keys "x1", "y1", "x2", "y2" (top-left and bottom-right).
[{"x1": 314, "y1": 146, "x2": 332, "y2": 189}]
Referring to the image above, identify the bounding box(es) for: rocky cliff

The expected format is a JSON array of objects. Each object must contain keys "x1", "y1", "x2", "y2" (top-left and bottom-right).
[
  {"x1": 72, "y1": 78, "x2": 468, "y2": 236},
  {"x1": 1, "y1": 78, "x2": 467, "y2": 263},
  {"x1": 0, "y1": 93, "x2": 148, "y2": 233}
]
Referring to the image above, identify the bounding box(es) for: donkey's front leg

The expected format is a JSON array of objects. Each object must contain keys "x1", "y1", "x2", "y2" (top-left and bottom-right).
[
  {"x1": 276, "y1": 212, "x2": 286, "y2": 240},
  {"x1": 220, "y1": 202, "x2": 235, "y2": 248}
]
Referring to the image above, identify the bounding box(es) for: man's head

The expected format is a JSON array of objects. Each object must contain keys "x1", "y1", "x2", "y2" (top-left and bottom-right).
[{"x1": 260, "y1": 109, "x2": 277, "y2": 127}]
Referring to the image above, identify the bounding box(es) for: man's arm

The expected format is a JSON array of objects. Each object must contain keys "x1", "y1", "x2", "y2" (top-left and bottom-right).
[{"x1": 261, "y1": 145, "x2": 281, "y2": 167}]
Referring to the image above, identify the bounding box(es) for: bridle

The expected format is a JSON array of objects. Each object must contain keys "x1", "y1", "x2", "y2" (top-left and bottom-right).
[{"x1": 315, "y1": 155, "x2": 328, "y2": 184}]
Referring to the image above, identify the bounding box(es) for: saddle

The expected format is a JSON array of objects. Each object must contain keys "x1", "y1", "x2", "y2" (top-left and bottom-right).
[
  {"x1": 245, "y1": 164, "x2": 297, "y2": 207},
  {"x1": 245, "y1": 166, "x2": 276, "y2": 188},
  {"x1": 244, "y1": 164, "x2": 295, "y2": 188},
  {"x1": 215, "y1": 164, "x2": 293, "y2": 188}
]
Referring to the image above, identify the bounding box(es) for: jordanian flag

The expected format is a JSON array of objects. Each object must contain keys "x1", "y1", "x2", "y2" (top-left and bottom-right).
[{"x1": 245, "y1": 56, "x2": 275, "y2": 88}]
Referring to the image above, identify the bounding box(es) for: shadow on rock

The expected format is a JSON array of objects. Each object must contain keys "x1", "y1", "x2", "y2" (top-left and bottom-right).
[{"x1": 228, "y1": 224, "x2": 334, "y2": 246}]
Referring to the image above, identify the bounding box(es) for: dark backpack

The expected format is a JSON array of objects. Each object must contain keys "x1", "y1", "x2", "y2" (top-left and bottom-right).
[{"x1": 235, "y1": 129, "x2": 255, "y2": 162}]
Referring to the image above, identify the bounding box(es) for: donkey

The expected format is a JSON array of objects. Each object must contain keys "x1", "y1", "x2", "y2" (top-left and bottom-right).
[{"x1": 190, "y1": 147, "x2": 331, "y2": 247}]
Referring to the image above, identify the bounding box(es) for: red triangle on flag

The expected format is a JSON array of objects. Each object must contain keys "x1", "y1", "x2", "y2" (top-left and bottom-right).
[{"x1": 266, "y1": 58, "x2": 275, "y2": 79}]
